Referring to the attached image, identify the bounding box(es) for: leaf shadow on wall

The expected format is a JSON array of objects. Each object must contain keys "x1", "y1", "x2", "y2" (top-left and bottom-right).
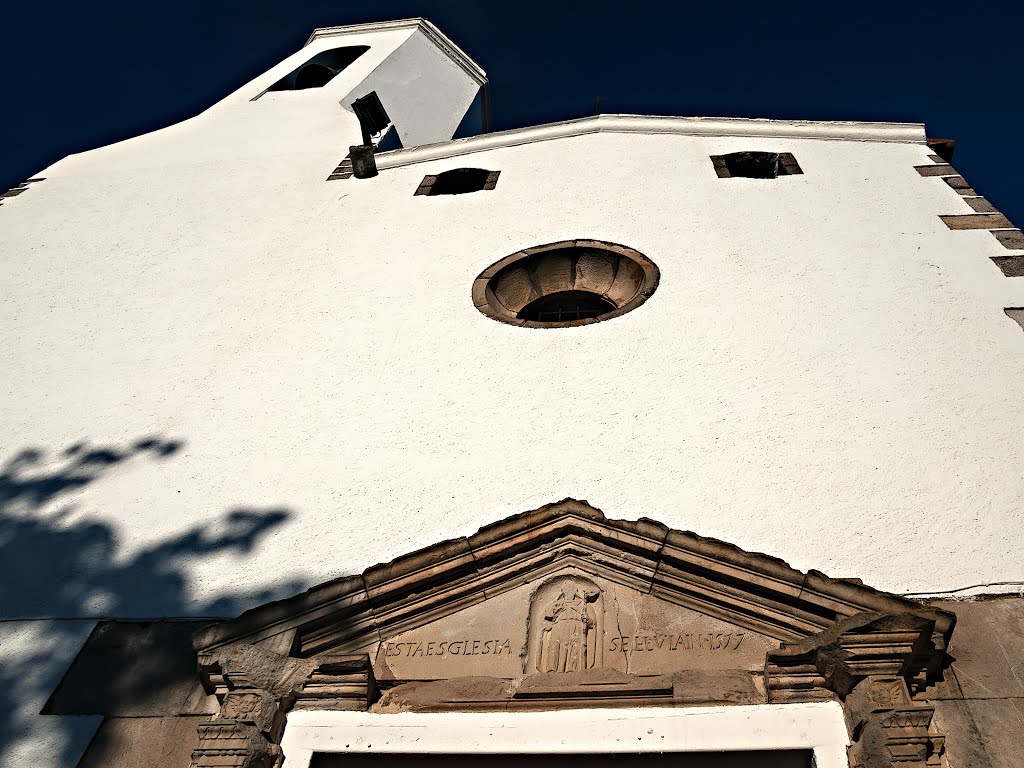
[{"x1": 0, "y1": 438, "x2": 305, "y2": 768}]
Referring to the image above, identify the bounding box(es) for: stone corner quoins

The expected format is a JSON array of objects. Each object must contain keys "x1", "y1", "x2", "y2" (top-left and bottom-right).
[
  {"x1": 915, "y1": 155, "x2": 1024, "y2": 331},
  {"x1": 914, "y1": 159, "x2": 1020, "y2": 241},
  {"x1": 0, "y1": 176, "x2": 44, "y2": 207}
]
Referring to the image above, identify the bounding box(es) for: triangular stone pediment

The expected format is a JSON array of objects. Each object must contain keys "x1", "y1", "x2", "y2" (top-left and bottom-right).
[
  {"x1": 366, "y1": 566, "x2": 777, "y2": 681},
  {"x1": 194, "y1": 499, "x2": 954, "y2": 704}
]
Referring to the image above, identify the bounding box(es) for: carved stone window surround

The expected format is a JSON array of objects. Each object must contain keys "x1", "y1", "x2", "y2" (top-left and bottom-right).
[{"x1": 472, "y1": 241, "x2": 660, "y2": 328}]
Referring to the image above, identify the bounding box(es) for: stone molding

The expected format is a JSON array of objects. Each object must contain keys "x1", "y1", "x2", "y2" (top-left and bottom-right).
[
  {"x1": 191, "y1": 499, "x2": 955, "y2": 767},
  {"x1": 194, "y1": 500, "x2": 952, "y2": 657}
]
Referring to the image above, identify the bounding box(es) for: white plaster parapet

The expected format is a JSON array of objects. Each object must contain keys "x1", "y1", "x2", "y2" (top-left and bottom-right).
[
  {"x1": 306, "y1": 18, "x2": 487, "y2": 85},
  {"x1": 375, "y1": 113, "x2": 927, "y2": 170}
]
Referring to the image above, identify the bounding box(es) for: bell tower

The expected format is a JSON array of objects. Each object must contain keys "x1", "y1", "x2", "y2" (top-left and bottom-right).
[
  {"x1": 39, "y1": 18, "x2": 488, "y2": 179},
  {"x1": 221, "y1": 18, "x2": 487, "y2": 151}
]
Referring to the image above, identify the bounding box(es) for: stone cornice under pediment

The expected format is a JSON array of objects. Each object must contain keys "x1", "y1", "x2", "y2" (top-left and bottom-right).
[{"x1": 192, "y1": 499, "x2": 952, "y2": 675}]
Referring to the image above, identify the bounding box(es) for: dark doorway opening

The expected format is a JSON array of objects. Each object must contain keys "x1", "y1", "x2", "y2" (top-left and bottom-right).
[{"x1": 311, "y1": 751, "x2": 814, "y2": 768}]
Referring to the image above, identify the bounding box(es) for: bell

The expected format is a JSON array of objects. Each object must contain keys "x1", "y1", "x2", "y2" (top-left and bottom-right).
[{"x1": 294, "y1": 63, "x2": 339, "y2": 90}]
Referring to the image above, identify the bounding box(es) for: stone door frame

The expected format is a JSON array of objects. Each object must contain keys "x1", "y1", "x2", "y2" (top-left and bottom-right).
[
  {"x1": 277, "y1": 704, "x2": 851, "y2": 768},
  {"x1": 188, "y1": 499, "x2": 956, "y2": 768}
]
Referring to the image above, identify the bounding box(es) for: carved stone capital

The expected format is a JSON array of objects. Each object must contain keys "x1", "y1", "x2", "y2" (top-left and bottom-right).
[
  {"x1": 843, "y1": 677, "x2": 946, "y2": 768},
  {"x1": 764, "y1": 614, "x2": 950, "y2": 767},
  {"x1": 765, "y1": 612, "x2": 948, "y2": 703},
  {"x1": 222, "y1": 689, "x2": 281, "y2": 733},
  {"x1": 190, "y1": 721, "x2": 282, "y2": 768},
  {"x1": 191, "y1": 642, "x2": 376, "y2": 768}
]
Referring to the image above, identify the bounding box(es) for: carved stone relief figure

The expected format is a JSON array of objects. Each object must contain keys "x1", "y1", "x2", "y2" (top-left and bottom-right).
[{"x1": 528, "y1": 575, "x2": 604, "y2": 673}]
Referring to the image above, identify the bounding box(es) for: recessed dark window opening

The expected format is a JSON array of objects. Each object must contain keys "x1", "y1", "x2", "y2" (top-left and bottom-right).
[
  {"x1": 416, "y1": 168, "x2": 500, "y2": 196},
  {"x1": 266, "y1": 46, "x2": 370, "y2": 92},
  {"x1": 352, "y1": 91, "x2": 393, "y2": 145},
  {"x1": 711, "y1": 152, "x2": 802, "y2": 179},
  {"x1": 518, "y1": 290, "x2": 616, "y2": 322}
]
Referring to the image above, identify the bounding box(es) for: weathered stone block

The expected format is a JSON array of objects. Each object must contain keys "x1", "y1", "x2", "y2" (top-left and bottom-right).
[
  {"x1": 44, "y1": 620, "x2": 216, "y2": 716},
  {"x1": 993, "y1": 229, "x2": 1024, "y2": 249},
  {"x1": 944, "y1": 176, "x2": 976, "y2": 195},
  {"x1": 916, "y1": 164, "x2": 955, "y2": 176},
  {"x1": 932, "y1": 700, "x2": 993, "y2": 768},
  {"x1": 938, "y1": 598, "x2": 1024, "y2": 698},
  {"x1": 77, "y1": 715, "x2": 205, "y2": 768},
  {"x1": 992, "y1": 256, "x2": 1024, "y2": 277},
  {"x1": 941, "y1": 213, "x2": 1014, "y2": 230},
  {"x1": 965, "y1": 196, "x2": 998, "y2": 213}
]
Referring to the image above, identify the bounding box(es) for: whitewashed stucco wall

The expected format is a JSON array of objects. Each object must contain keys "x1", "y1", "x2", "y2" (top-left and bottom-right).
[{"x1": 2, "y1": 120, "x2": 1023, "y2": 623}]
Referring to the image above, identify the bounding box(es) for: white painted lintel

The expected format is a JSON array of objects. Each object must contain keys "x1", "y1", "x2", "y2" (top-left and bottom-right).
[{"x1": 279, "y1": 703, "x2": 850, "y2": 768}]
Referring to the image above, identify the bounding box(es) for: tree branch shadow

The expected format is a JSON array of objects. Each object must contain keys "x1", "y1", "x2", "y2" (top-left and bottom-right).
[{"x1": 0, "y1": 438, "x2": 305, "y2": 767}]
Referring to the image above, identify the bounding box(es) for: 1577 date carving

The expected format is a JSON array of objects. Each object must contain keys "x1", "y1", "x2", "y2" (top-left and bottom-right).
[{"x1": 609, "y1": 632, "x2": 745, "y2": 652}]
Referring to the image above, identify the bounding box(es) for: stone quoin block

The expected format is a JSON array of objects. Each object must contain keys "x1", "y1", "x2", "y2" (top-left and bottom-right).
[
  {"x1": 965, "y1": 197, "x2": 998, "y2": 213},
  {"x1": 991, "y1": 256, "x2": 1024, "y2": 277},
  {"x1": 944, "y1": 176, "x2": 976, "y2": 195},
  {"x1": 993, "y1": 229, "x2": 1024, "y2": 249},
  {"x1": 915, "y1": 164, "x2": 956, "y2": 176},
  {"x1": 940, "y1": 213, "x2": 1015, "y2": 230}
]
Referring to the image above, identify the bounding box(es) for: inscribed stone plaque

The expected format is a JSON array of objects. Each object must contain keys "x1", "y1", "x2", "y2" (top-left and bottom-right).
[{"x1": 371, "y1": 568, "x2": 778, "y2": 681}]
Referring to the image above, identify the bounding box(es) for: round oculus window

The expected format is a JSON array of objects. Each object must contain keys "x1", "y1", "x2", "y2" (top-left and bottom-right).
[{"x1": 472, "y1": 240, "x2": 660, "y2": 328}]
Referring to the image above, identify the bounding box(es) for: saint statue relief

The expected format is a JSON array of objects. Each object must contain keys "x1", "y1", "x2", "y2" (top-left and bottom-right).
[{"x1": 539, "y1": 586, "x2": 600, "y2": 673}]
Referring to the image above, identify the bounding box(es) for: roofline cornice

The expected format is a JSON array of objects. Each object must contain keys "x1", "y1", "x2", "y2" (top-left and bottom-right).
[
  {"x1": 305, "y1": 18, "x2": 487, "y2": 85},
  {"x1": 376, "y1": 114, "x2": 927, "y2": 170}
]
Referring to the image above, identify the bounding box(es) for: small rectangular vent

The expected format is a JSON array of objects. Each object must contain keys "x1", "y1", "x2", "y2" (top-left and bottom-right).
[
  {"x1": 415, "y1": 169, "x2": 499, "y2": 196},
  {"x1": 711, "y1": 152, "x2": 802, "y2": 179}
]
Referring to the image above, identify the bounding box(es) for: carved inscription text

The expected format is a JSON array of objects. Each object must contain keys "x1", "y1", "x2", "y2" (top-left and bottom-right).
[
  {"x1": 610, "y1": 632, "x2": 745, "y2": 653},
  {"x1": 383, "y1": 639, "x2": 512, "y2": 658}
]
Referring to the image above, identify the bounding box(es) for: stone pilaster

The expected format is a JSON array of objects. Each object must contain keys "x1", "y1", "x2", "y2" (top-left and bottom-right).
[{"x1": 190, "y1": 642, "x2": 376, "y2": 768}]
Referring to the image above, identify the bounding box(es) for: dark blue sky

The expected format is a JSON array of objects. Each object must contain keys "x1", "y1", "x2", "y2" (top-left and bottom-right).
[{"x1": 3, "y1": 2, "x2": 1022, "y2": 225}]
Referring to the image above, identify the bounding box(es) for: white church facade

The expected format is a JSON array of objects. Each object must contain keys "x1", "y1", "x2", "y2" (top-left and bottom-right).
[{"x1": 2, "y1": 18, "x2": 1023, "y2": 768}]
